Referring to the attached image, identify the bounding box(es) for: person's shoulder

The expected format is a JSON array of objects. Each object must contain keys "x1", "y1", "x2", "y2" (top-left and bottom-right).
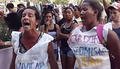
[
  {"x1": 104, "y1": 22, "x2": 113, "y2": 30},
  {"x1": 105, "y1": 21, "x2": 113, "y2": 25},
  {"x1": 42, "y1": 32, "x2": 54, "y2": 40},
  {"x1": 103, "y1": 23, "x2": 112, "y2": 41},
  {"x1": 11, "y1": 31, "x2": 21, "y2": 36},
  {"x1": 55, "y1": 23, "x2": 60, "y2": 28},
  {"x1": 43, "y1": 32, "x2": 53, "y2": 37},
  {"x1": 72, "y1": 26, "x2": 82, "y2": 33},
  {"x1": 11, "y1": 31, "x2": 21, "y2": 43},
  {"x1": 40, "y1": 24, "x2": 46, "y2": 31}
]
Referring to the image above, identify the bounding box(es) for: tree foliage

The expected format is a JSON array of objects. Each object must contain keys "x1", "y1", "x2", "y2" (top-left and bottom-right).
[
  {"x1": 29, "y1": 0, "x2": 69, "y2": 5},
  {"x1": 97, "y1": 0, "x2": 112, "y2": 3},
  {"x1": 37, "y1": 0, "x2": 50, "y2": 4},
  {"x1": 53, "y1": 0, "x2": 69, "y2": 5}
]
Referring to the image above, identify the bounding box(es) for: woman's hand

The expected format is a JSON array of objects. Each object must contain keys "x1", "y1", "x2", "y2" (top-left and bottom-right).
[
  {"x1": 0, "y1": 40, "x2": 5, "y2": 46},
  {"x1": 0, "y1": 40, "x2": 12, "y2": 46},
  {"x1": 4, "y1": 41, "x2": 12, "y2": 46},
  {"x1": 45, "y1": 20, "x2": 50, "y2": 26}
]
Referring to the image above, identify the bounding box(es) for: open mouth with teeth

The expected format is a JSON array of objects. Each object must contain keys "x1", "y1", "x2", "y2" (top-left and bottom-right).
[{"x1": 23, "y1": 22, "x2": 30, "y2": 26}]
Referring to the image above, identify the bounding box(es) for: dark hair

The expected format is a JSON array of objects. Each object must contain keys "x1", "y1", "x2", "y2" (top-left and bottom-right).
[
  {"x1": 44, "y1": 11, "x2": 54, "y2": 17},
  {"x1": 17, "y1": 9, "x2": 24, "y2": 19},
  {"x1": 23, "y1": 6, "x2": 41, "y2": 28},
  {"x1": 74, "y1": 5, "x2": 80, "y2": 11},
  {"x1": 6, "y1": 3, "x2": 14, "y2": 9},
  {"x1": 4, "y1": 12, "x2": 21, "y2": 31},
  {"x1": 83, "y1": 0, "x2": 103, "y2": 21},
  {"x1": 40, "y1": 11, "x2": 53, "y2": 25},
  {"x1": 64, "y1": 7, "x2": 74, "y2": 13},
  {"x1": 42, "y1": 4, "x2": 54, "y2": 13},
  {"x1": 54, "y1": 8, "x2": 59, "y2": 13},
  {"x1": 115, "y1": 0, "x2": 119, "y2": 2},
  {"x1": 17, "y1": 3, "x2": 25, "y2": 8},
  {"x1": 24, "y1": 6, "x2": 41, "y2": 20}
]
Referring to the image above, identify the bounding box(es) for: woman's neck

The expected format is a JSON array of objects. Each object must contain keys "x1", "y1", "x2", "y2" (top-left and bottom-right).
[
  {"x1": 86, "y1": 20, "x2": 99, "y2": 31},
  {"x1": 114, "y1": 20, "x2": 120, "y2": 25},
  {"x1": 48, "y1": 23, "x2": 54, "y2": 29},
  {"x1": 75, "y1": 16, "x2": 80, "y2": 19},
  {"x1": 113, "y1": 20, "x2": 120, "y2": 28},
  {"x1": 67, "y1": 19, "x2": 73, "y2": 23},
  {"x1": 22, "y1": 30, "x2": 40, "y2": 40}
]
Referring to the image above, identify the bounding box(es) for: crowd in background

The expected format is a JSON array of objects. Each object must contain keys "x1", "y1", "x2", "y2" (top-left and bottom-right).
[{"x1": 0, "y1": 0, "x2": 120, "y2": 69}]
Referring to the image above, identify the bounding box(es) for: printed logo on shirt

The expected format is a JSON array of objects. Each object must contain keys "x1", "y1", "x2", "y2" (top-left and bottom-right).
[
  {"x1": 16, "y1": 62, "x2": 45, "y2": 69},
  {"x1": 73, "y1": 46, "x2": 107, "y2": 56},
  {"x1": 68, "y1": 34, "x2": 100, "y2": 45},
  {"x1": 68, "y1": 34, "x2": 109, "y2": 68},
  {"x1": 71, "y1": 46, "x2": 108, "y2": 67},
  {"x1": 77, "y1": 56, "x2": 103, "y2": 67},
  {"x1": 68, "y1": 28, "x2": 111, "y2": 69}
]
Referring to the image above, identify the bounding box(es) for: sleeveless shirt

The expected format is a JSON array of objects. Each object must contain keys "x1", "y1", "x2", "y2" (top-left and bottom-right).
[
  {"x1": 11, "y1": 31, "x2": 54, "y2": 69},
  {"x1": 68, "y1": 26, "x2": 111, "y2": 69}
]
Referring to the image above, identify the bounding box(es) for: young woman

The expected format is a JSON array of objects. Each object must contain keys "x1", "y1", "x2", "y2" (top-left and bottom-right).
[
  {"x1": 68, "y1": 0, "x2": 120, "y2": 69},
  {"x1": 41, "y1": 11, "x2": 60, "y2": 61},
  {"x1": 74, "y1": 5, "x2": 82, "y2": 26},
  {"x1": 10, "y1": 6, "x2": 58, "y2": 69},
  {"x1": 58, "y1": 7, "x2": 78, "y2": 69}
]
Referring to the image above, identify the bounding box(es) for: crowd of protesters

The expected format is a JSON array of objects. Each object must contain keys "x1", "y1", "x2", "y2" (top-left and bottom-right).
[{"x1": 0, "y1": 0, "x2": 120, "y2": 69}]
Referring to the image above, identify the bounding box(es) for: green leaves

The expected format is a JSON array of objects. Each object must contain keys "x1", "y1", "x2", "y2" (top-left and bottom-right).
[{"x1": 54, "y1": 0, "x2": 69, "y2": 5}]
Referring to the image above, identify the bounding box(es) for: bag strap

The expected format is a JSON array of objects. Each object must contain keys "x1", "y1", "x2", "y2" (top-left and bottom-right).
[{"x1": 97, "y1": 24, "x2": 106, "y2": 46}]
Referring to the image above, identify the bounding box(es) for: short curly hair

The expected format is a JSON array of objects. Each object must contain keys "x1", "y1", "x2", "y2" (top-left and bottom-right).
[{"x1": 6, "y1": 3, "x2": 14, "y2": 9}]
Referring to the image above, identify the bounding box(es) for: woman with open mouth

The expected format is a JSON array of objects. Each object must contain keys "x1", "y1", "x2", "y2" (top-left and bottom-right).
[
  {"x1": 10, "y1": 6, "x2": 58, "y2": 69},
  {"x1": 68, "y1": 0, "x2": 120, "y2": 69}
]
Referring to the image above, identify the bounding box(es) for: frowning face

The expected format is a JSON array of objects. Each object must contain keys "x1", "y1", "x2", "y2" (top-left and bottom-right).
[{"x1": 21, "y1": 9, "x2": 39, "y2": 31}]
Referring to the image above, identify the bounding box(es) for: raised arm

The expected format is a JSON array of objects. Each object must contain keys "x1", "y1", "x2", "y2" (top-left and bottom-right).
[{"x1": 103, "y1": 0, "x2": 110, "y2": 9}]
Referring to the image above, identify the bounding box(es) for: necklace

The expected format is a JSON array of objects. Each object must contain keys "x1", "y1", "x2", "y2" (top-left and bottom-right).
[{"x1": 63, "y1": 21, "x2": 74, "y2": 29}]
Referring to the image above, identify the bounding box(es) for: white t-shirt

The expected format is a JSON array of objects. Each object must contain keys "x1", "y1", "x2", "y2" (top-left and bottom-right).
[
  {"x1": 104, "y1": 21, "x2": 113, "y2": 31},
  {"x1": 11, "y1": 31, "x2": 54, "y2": 69},
  {"x1": 68, "y1": 26, "x2": 111, "y2": 69}
]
